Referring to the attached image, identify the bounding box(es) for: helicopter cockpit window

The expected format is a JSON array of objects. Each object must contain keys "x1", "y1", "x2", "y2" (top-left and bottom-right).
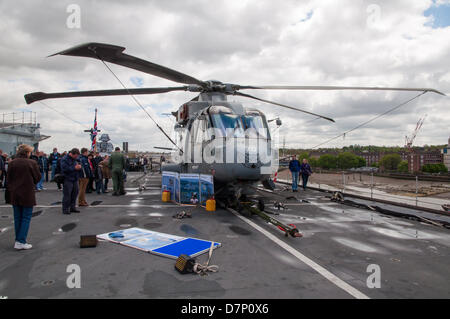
[
  {"x1": 209, "y1": 106, "x2": 244, "y2": 137},
  {"x1": 195, "y1": 118, "x2": 207, "y2": 144},
  {"x1": 242, "y1": 111, "x2": 269, "y2": 138}
]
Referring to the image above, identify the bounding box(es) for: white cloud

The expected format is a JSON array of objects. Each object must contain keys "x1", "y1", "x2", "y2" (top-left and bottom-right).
[{"x1": 0, "y1": 0, "x2": 448, "y2": 153}]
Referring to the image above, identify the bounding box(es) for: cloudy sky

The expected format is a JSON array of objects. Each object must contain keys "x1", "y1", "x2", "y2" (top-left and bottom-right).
[{"x1": 1, "y1": 0, "x2": 449, "y2": 153}]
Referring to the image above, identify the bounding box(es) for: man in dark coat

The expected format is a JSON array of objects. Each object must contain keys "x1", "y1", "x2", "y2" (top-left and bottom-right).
[
  {"x1": 1, "y1": 153, "x2": 8, "y2": 190},
  {"x1": 44, "y1": 153, "x2": 49, "y2": 182},
  {"x1": 30, "y1": 151, "x2": 39, "y2": 163},
  {"x1": 86, "y1": 152, "x2": 95, "y2": 193},
  {"x1": 289, "y1": 155, "x2": 301, "y2": 192},
  {"x1": 37, "y1": 151, "x2": 46, "y2": 191},
  {"x1": 7, "y1": 144, "x2": 41, "y2": 250},
  {"x1": 61, "y1": 148, "x2": 82, "y2": 214},
  {"x1": 49, "y1": 148, "x2": 60, "y2": 182},
  {"x1": 0, "y1": 149, "x2": 5, "y2": 188},
  {"x1": 93, "y1": 152, "x2": 104, "y2": 194},
  {"x1": 54, "y1": 151, "x2": 66, "y2": 191}
]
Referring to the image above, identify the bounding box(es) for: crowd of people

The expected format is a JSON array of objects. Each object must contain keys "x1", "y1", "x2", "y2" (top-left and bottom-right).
[
  {"x1": 5, "y1": 145, "x2": 311, "y2": 250},
  {"x1": 4, "y1": 145, "x2": 127, "y2": 250}
]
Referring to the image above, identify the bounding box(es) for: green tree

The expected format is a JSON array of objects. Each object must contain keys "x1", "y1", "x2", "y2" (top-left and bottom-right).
[
  {"x1": 318, "y1": 154, "x2": 337, "y2": 169},
  {"x1": 297, "y1": 151, "x2": 309, "y2": 161},
  {"x1": 308, "y1": 157, "x2": 318, "y2": 168},
  {"x1": 398, "y1": 160, "x2": 408, "y2": 173},
  {"x1": 379, "y1": 154, "x2": 402, "y2": 171},
  {"x1": 356, "y1": 156, "x2": 366, "y2": 168},
  {"x1": 337, "y1": 152, "x2": 358, "y2": 169},
  {"x1": 422, "y1": 163, "x2": 448, "y2": 173}
]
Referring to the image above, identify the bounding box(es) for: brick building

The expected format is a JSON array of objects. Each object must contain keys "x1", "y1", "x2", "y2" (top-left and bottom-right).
[
  {"x1": 356, "y1": 151, "x2": 408, "y2": 167},
  {"x1": 408, "y1": 150, "x2": 443, "y2": 172},
  {"x1": 442, "y1": 137, "x2": 450, "y2": 171}
]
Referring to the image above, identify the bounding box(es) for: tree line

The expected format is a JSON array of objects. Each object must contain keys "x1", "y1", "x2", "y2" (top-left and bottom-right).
[{"x1": 287, "y1": 152, "x2": 448, "y2": 173}]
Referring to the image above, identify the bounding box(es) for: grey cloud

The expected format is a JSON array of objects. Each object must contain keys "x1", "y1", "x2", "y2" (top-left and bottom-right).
[{"x1": 0, "y1": 0, "x2": 448, "y2": 152}]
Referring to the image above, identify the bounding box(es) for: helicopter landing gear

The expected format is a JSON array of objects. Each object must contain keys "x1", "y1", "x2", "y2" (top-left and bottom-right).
[
  {"x1": 220, "y1": 195, "x2": 302, "y2": 238},
  {"x1": 240, "y1": 202, "x2": 302, "y2": 238}
]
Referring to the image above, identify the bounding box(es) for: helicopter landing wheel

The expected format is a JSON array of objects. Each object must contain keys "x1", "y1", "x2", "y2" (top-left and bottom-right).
[{"x1": 257, "y1": 199, "x2": 265, "y2": 212}]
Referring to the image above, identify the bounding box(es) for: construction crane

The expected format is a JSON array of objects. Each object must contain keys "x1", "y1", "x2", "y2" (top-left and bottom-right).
[{"x1": 405, "y1": 114, "x2": 427, "y2": 152}]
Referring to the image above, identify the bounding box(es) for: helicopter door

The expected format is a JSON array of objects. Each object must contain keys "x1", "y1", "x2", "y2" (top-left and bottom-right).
[
  {"x1": 198, "y1": 118, "x2": 209, "y2": 164},
  {"x1": 190, "y1": 117, "x2": 207, "y2": 164}
]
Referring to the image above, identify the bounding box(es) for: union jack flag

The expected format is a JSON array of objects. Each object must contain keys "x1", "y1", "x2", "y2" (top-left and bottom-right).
[{"x1": 91, "y1": 108, "x2": 98, "y2": 151}]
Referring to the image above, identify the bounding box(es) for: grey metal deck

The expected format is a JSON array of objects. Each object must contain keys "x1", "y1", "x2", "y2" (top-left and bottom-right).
[{"x1": 0, "y1": 172, "x2": 449, "y2": 299}]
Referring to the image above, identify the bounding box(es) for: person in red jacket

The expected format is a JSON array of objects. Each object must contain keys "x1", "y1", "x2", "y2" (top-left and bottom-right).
[{"x1": 7, "y1": 144, "x2": 41, "y2": 250}]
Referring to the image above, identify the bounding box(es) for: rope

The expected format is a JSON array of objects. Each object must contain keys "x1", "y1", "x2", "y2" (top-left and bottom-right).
[
  {"x1": 193, "y1": 263, "x2": 219, "y2": 275},
  {"x1": 93, "y1": 52, "x2": 181, "y2": 152},
  {"x1": 39, "y1": 101, "x2": 122, "y2": 147},
  {"x1": 311, "y1": 91, "x2": 428, "y2": 149},
  {"x1": 192, "y1": 242, "x2": 219, "y2": 275},
  {"x1": 39, "y1": 101, "x2": 89, "y2": 129}
]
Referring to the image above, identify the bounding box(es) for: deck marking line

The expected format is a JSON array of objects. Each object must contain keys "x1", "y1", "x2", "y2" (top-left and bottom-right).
[
  {"x1": 228, "y1": 208, "x2": 370, "y2": 299},
  {"x1": 0, "y1": 204, "x2": 180, "y2": 208}
]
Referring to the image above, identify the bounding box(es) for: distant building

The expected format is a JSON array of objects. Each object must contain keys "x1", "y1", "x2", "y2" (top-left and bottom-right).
[
  {"x1": 356, "y1": 151, "x2": 408, "y2": 167},
  {"x1": 309, "y1": 150, "x2": 339, "y2": 158},
  {"x1": 310, "y1": 150, "x2": 409, "y2": 167},
  {"x1": 442, "y1": 137, "x2": 450, "y2": 171},
  {"x1": 408, "y1": 150, "x2": 443, "y2": 172},
  {"x1": 357, "y1": 152, "x2": 382, "y2": 166},
  {"x1": 0, "y1": 112, "x2": 50, "y2": 156}
]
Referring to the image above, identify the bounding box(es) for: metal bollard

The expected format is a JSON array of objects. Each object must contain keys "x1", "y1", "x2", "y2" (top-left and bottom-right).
[
  {"x1": 371, "y1": 172, "x2": 374, "y2": 200},
  {"x1": 416, "y1": 176, "x2": 418, "y2": 206}
]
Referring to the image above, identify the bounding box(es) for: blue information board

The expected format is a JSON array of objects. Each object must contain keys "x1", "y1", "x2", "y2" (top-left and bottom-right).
[
  {"x1": 200, "y1": 174, "x2": 214, "y2": 206},
  {"x1": 180, "y1": 173, "x2": 200, "y2": 205},
  {"x1": 152, "y1": 238, "x2": 221, "y2": 259},
  {"x1": 97, "y1": 228, "x2": 221, "y2": 259},
  {"x1": 161, "y1": 171, "x2": 179, "y2": 202}
]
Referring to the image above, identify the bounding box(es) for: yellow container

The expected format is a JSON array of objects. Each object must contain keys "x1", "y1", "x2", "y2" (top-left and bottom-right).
[
  {"x1": 206, "y1": 198, "x2": 216, "y2": 212},
  {"x1": 162, "y1": 190, "x2": 171, "y2": 202}
]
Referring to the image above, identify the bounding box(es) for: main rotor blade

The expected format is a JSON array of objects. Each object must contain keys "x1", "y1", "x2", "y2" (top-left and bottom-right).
[
  {"x1": 233, "y1": 91, "x2": 335, "y2": 122},
  {"x1": 24, "y1": 86, "x2": 188, "y2": 104},
  {"x1": 237, "y1": 85, "x2": 445, "y2": 95},
  {"x1": 49, "y1": 43, "x2": 206, "y2": 87},
  {"x1": 154, "y1": 146, "x2": 176, "y2": 151}
]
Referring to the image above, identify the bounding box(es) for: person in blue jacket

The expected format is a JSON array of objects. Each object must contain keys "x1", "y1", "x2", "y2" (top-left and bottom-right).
[
  {"x1": 300, "y1": 158, "x2": 313, "y2": 190},
  {"x1": 78, "y1": 148, "x2": 93, "y2": 206},
  {"x1": 61, "y1": 148, "x2": 82, "y2": 214},
  {"x1": 288, "y1": 155, "x2": 301, "y2": 192},
  {"x1": 37, "y1": 151, "x2": 48, "y2": 191},
  {"x1": 49, "y1": 148, "x2": 60, "y2": 181}
]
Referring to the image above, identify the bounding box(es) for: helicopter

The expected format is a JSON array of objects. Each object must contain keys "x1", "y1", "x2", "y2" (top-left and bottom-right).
[{"x1": 24, "y1": 42, "x2": 444, "y2": 201}]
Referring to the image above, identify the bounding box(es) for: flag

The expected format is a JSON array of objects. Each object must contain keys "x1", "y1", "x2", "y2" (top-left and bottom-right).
[{"x1": 91, "y1": 108, "x2": 98, "y2": 151}]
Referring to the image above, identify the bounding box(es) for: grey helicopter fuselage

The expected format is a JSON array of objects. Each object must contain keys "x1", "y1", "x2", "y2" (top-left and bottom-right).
[{"x1": 162, "y1": 89, "x2": 278, "y2": 194}]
